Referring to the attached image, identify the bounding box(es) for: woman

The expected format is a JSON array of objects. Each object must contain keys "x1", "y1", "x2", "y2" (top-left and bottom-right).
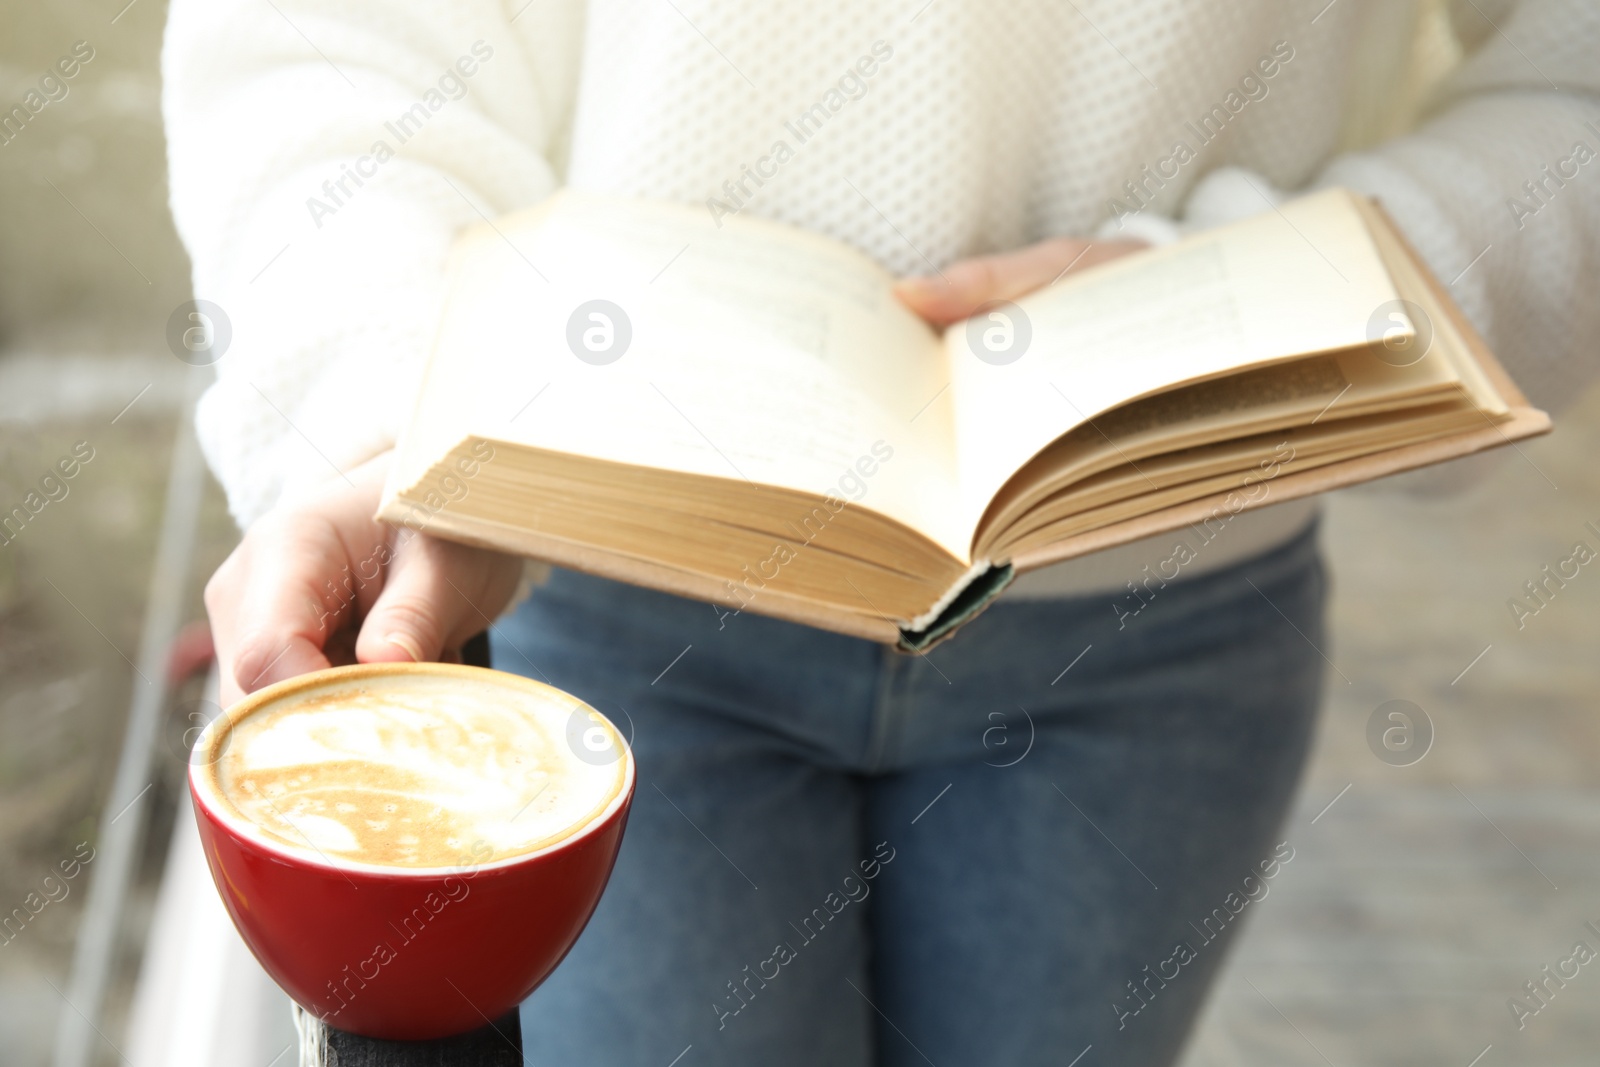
[{"x1": 168, "y1": 1, "x2": 1599, "y2": 1063}]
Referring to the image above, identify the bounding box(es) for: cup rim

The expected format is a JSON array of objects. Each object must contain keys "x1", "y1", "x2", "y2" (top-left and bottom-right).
[{"x1": 188, "y1": 661, "x2": 635, "y2": 879}]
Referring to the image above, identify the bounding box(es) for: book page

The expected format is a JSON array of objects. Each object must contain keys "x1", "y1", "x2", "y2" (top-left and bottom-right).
[
  {"x1": 410, "y1": 191, "x2": 972, "y2": 558},
  {"x1": 944, "y1": 188, "x2": 1404, "y2": 529},
  {"x1": 1351, "y1": 196, "x2": 1508, "y2": 417}
]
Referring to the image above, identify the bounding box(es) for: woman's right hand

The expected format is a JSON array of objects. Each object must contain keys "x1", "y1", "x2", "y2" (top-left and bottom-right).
[{"x1": 204, "y1": 451, "x2": 526, "y2": 707}]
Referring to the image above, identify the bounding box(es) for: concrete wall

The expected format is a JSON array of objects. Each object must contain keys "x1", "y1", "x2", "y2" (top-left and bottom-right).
[{"x1": 0, "y1": 0, "x2": 190, "y2": 350}]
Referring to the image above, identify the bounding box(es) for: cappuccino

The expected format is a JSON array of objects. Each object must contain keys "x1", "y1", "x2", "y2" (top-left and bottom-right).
[{"x1": 199, "y1": 666, "x2": 628, "y2": 870}]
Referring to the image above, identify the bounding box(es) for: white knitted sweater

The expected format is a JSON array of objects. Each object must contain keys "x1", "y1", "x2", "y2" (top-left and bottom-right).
[{"x1": 163, "y1": 0, "x2": 1600, "y2": 596}]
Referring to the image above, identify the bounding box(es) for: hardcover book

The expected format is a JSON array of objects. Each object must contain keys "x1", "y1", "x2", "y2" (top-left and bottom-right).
[{"x1": 380, "y1": 188, "x2": 1549, "y2": 649}]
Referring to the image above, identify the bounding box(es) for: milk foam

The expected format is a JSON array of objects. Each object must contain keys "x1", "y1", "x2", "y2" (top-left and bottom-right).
[{"x1": 208, "y1": 672, "x2": 627, "y2": 869}]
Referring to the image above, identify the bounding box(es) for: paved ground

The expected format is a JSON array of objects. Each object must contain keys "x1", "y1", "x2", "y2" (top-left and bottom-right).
[{"x1": 1, "y1": 354, "x2": 1597, "y2": 1066}]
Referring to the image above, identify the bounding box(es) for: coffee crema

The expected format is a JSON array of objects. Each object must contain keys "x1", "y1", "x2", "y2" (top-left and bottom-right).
[{"x1": 201, "y1": 667, "x2": 628, "y2": 870}]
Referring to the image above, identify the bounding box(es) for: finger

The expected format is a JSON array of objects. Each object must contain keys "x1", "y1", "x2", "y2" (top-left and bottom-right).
[
  {"x1": 893, "y1": 241, "x2": 1073, "y2": 327},
  {"x1": 228, "y1": 632, "x2": 331, "y2": 707},
  {"x1": 210, "y1": 525, "x2": 351, "y2": 704},
  {"x1": 894, "y1": 238, "x2": 1146, "y2": 327},
  {"x1": 205, "y1": 453, "x2": 398, "y2": 707},
  {"x1": 354, "y1": 531, "x2": 512, "y2": 665}
]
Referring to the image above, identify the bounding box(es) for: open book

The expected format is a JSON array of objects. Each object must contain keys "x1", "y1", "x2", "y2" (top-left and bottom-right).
[{"x1": 380, "y1": 188, "x2": 1549, "y2": 648}]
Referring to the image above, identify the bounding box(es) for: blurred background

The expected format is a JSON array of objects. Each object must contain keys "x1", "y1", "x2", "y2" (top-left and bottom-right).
[{"x1": 2, "y1": 2, "x2": 1598, "y2": 1066}]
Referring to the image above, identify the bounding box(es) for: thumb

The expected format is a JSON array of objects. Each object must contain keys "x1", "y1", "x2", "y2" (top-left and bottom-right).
[{"x1": 354, "y1": 530, "x2": 498, "y2": 665}]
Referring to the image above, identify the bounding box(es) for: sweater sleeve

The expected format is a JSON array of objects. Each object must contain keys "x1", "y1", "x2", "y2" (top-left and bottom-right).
[
  {"x1": 162, "y1": 0, "x2": 571, "y2": 527},
  {"x1": 1310, "y1": 0, "x2": 1600, "y2": 417}
]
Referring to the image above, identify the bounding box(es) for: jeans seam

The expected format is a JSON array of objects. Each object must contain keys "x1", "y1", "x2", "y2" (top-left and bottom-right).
[{"x1": 862, "y1": 645, "x2": 911, "y2": 772}]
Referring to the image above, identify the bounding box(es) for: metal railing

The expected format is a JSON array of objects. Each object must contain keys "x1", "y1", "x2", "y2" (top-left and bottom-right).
[{"x1": 54, "y1": 369, "x2": 210, "y2": 1067}]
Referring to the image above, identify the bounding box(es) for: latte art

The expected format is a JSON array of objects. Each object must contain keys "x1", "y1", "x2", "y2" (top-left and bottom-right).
[{"x1": 205, "y1": 670, "x2": 627, "y2": 869}]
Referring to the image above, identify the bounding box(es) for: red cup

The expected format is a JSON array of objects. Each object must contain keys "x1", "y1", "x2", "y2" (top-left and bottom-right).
[{"x1": 188, "y1": 662, "x2": 634, "y2": 1040}]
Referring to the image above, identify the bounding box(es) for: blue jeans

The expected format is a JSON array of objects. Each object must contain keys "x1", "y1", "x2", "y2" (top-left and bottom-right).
[{"x1": 494, "y1": 521, "x2": 1326, "y2": 1067}]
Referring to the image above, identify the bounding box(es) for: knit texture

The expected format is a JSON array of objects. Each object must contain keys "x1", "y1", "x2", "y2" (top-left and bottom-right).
[{"x1": 165, "y1": 0, "x2": 1600, "y2": 549}]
